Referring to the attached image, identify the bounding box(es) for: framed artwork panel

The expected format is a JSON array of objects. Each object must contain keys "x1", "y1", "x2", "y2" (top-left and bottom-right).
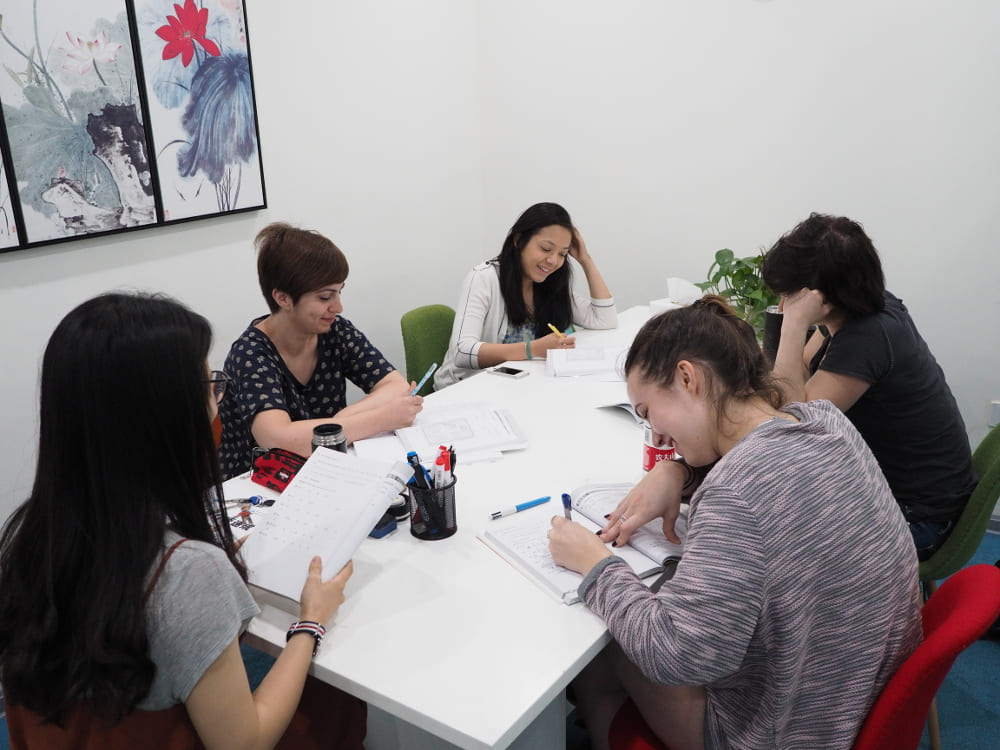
[
  {"x1": 0, "y1": 145, "x2": 18, "y2": 249},
  {"x1": 0, "y1": 0, "x2": 265, "y2": 252},
  {"x1": 133, "y1": 0, "x2": 265, "y2": 222},
  {"x1": 0, "y1": 0, "x2": 157, "y2": 245}
]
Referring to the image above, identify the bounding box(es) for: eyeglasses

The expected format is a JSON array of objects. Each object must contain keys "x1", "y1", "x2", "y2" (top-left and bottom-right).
[{"x1": 207, "y1": 370, "x2": 232, "y2": 404}]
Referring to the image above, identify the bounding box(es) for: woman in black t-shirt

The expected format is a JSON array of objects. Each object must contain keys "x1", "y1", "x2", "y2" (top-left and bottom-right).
[{"x1": 762, "y1": 213, "x2": 976, "y2": 560}]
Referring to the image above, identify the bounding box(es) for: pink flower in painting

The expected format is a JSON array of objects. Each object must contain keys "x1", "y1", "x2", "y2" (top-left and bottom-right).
[
  {"x1": 61, "y1": 31, "x2": 122, "y2": 75},
  {"x1": 156, "y1": 0, "x2": 222, "y2": 67}
]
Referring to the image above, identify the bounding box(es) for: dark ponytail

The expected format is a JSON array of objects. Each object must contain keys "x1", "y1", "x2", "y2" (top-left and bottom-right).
[{"x1": 624, "y1": 295, "x2": 784, "y2": 424}]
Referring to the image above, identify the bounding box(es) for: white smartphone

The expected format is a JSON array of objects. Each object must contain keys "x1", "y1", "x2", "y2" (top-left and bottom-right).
[{"x1": 487, "y1": 365, "x2": 529, "y2": 378}]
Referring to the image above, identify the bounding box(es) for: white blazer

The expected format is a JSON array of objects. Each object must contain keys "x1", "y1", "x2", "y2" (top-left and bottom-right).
[{"x1": 435, "y1": 260, "x2": 617, "y2": 389}]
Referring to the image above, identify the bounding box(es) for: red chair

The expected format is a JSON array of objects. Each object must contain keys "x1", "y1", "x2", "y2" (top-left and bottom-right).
[
  {"x1": 608, "y1": 697, "x2": 669, "y2": 750},
  {"x1": 608, "y1": 564, "x2": 1000, "y2": 750},
  {"x1": 853, "y1": 563, "x2": 1000, "y2": 750},
  {"x1": 211, "y1": 413, "x2": 223, "y2": 449}
]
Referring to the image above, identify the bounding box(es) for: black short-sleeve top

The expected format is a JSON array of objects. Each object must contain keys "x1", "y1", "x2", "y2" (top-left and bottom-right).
[
  {"x1": 810, "y1": 292, "x2": 976, "y2": 521},
  {"x1": 218, "y1": 315, "x2": 395, "y2": 478}
]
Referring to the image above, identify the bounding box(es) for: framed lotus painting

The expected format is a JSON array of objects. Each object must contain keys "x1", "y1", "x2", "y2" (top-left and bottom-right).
[{"x1": 0, "y1": 0, "x2": 265, "y2": 252}]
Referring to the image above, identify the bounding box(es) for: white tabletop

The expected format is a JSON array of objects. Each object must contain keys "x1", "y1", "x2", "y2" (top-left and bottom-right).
[{"x1": 226, "y1": 306, "x2": 653, "y2": 750}]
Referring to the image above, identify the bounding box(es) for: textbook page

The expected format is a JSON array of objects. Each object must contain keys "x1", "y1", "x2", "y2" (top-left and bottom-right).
[
  {"x1": 396, "y1": 402, "x2": 526, "y2": 456},
  {"x1": 545, "y1": 346, "x2": 627, "y2": 380},
  {"x1": 241, "y1": 449, "x2": 412, "y2": 601},
  {"x1": 480, "y1": 504, "x2": 664, "y2": 605},
  {"x1": 585, "y1": 381, "x2": 644, "y2": 425},
  {"x1": 570, "y1": 483, "x2": 686, "y2": 565}
]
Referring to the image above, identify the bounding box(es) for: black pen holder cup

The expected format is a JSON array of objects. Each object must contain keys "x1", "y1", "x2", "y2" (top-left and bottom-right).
[{"x1": 408, "y1": 476, "x2": 457, "y2": 540}]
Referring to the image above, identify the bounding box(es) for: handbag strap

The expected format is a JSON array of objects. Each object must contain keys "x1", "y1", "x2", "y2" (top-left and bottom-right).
[{"x1": 143, "y1": 538, "x2": 188, "y2": 603}]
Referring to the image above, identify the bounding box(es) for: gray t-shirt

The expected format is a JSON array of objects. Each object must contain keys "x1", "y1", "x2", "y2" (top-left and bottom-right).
[{"x1": 139, "y1": 531, "x2": 260, "y2": 709}]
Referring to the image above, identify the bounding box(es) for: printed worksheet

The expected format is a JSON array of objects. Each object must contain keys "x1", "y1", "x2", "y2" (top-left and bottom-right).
[
  {"x1": 545, "y1": 346, "x2": 627, "y2": 379},
  {"x1": 396, "y1": 402, "x2": 527, "y2": 456},
  {"x1": 241, "y1": 449, "x2": 412, "y2": 601}
]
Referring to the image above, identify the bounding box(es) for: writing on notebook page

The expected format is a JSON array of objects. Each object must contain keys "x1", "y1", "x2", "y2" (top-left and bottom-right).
[
  {"x1": 479, "y1": 483, "x2": 686, "y2": 605},
  {"x1": 241, "y1": 448, "x2": 412, "y2": 601}
]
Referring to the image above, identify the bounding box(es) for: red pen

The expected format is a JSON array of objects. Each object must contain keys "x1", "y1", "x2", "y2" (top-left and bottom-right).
[{"x1": 443, "y1": 451, "x2": 452, "y2": 484}]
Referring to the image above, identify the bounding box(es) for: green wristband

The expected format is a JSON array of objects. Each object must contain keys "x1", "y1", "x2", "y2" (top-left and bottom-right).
[{"x1": 525, "y1": 339, "x2": 533, "y2": 360}]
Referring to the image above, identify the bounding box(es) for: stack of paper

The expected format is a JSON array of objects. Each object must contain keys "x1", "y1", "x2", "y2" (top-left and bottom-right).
[
  {"x1": 241, "y1": 449, "x2": 412, "y2": 601},
  {"x1": 354, "y1": 403, "x2": 527, "y2": 464},
  {"x1": 396, "y1": 403, "x2": 527, "y2": 456},
  {"x1": 545, "y1": 346, "x2": 627, "y2": 380}
]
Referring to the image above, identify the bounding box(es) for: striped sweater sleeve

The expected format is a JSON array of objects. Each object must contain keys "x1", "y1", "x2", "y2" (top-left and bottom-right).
[{"x1": 581, "y1": 490, "x2": 765, "y2": 686}]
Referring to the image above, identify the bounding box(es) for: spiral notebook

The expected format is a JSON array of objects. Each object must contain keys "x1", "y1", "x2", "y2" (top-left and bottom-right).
[{"x1": 479, "y1": 483, "x2": 686, "y2": 604}]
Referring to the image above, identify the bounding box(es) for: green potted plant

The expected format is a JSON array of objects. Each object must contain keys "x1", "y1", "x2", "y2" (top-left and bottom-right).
[{"x1": 695, "y1": 248, "x2": 780, "y2": 338}]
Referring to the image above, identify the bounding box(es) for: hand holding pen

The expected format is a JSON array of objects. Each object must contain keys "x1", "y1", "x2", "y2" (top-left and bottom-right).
[
  {"x1": 384, "y1": 388, "x2": 424, "y2": 430},
  {"x1": 547, "y1": 514, "x2": 612, "y2": 575},
  {"x1": 409, "y1": 362, "x2": 438, "y2": 396},
  {"x1": 539, "y1": 328, "x2": 576, "y2": 352}
]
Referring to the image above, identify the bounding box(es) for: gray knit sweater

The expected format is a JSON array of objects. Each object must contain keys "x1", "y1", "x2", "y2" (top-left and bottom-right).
[{"x1": 580, "y1": 400, "x2": 921, "y2": 750}]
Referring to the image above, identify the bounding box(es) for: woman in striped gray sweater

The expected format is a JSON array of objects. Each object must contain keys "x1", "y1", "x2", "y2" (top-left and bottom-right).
[{"x1": 548, "y1": 296, "x2": 921, "y2": 750}]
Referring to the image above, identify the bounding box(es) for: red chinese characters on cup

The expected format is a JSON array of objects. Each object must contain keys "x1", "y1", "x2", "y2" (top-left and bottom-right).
[{"x1": 642, "y1": 425, "x2": 677, "y2": 471}]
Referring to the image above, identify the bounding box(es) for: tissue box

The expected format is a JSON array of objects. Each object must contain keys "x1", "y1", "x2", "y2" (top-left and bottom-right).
[
  {"x1": 649, "y1": 277, "x2": 702, "y2": 315},
  {"x1": 649, "y1": 298, "x2": 684, "y2": 316}
]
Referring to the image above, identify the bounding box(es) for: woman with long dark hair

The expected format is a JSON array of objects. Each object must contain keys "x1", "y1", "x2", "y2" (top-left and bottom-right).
[
  {"x1": 547, "y1": 296, "x2": 920, "y2": 750},
  {"x1": 435, "y1": 202, "x2": 616, "y2": 389},
  {"x1": 0, "y1": 292, "x2": 362, "y2": 749}
]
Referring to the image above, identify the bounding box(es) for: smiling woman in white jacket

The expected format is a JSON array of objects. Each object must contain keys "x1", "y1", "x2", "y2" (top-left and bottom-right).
[{"x1": 435, "y1": 203, "x2": 617, "y2": 390}]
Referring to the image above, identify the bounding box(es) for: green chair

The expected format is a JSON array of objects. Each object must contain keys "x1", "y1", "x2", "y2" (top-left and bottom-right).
[
  {"x1": 919, "y1": 422, "x2": 1000, "y2": 587},
  {"x1": 400, "y1": 304, "x2": 455, "y2": 397}
]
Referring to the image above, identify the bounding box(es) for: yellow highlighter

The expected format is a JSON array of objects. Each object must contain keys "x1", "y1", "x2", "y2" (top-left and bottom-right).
[{"x1": 547, "y1": 323, "x2": 566, "y2": 338}]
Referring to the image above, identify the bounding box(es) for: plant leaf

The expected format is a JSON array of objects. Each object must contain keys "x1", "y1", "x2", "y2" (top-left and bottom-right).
[{"x1": 715, "y1": 248, "x2": 734, "y2": 265}]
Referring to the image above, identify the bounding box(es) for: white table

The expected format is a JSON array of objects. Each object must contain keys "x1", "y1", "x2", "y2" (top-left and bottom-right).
[{"x1": 227, "y1": 307, "x2": 653, "y2": 750}]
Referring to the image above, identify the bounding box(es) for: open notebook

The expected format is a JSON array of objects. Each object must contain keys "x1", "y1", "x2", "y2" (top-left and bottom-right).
[{"x1": 479, "y1": 483, "x2": 686, "y2": 604}]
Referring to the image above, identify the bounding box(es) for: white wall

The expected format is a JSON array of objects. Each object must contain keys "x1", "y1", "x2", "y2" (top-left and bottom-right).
[
  {"x1": 1, "y1": 0, "x2": 997, "y2": 522},
  {"x1": 477, "y1": 0, "x2": 1000, "y2": 466}
]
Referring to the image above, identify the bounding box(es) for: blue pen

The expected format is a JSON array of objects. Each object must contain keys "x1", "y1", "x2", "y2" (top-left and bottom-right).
[
  {"x1": 406, "y1": 451, "x2": 431, "y2": 490},
  {"x1": 490, "y1": 496, "x2": 551, "y2": 521},
  {"x1": 410, "y1": 362, "x2": 438, "y2": 396},
  {"x1": 562, "y1": 492, "x2": 572, "y2": 520}
]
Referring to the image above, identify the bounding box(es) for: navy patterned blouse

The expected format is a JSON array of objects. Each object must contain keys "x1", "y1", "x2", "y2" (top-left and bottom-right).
[{"x1": 218, "y1": 315, "x2": 396, "y2": 478}]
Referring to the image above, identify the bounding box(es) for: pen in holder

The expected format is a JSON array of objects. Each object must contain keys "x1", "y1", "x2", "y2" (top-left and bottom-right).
[{"x1": 408, "y1": 475, "x2": 457, "y2": 540}]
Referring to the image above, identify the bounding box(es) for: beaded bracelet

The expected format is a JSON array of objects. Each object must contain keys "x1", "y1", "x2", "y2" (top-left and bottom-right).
[
  {"x1": 286, "y1": 620, "x2": 326, "y2": 656},
  {"x1": 525, "y1": 339, "x2": 533, "y2": 360}
]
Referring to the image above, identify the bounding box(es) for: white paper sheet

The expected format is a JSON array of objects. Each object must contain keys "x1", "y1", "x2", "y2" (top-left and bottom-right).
[
  {"x1": 545, "y1": 346, "x2": 628, "y2": 380},
  {"x1": 396, "y1": 402, "x2": 527, "y2": 457},
  {"x1": 241, "y1": 449, "x2": 412, "y2": 601}
]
